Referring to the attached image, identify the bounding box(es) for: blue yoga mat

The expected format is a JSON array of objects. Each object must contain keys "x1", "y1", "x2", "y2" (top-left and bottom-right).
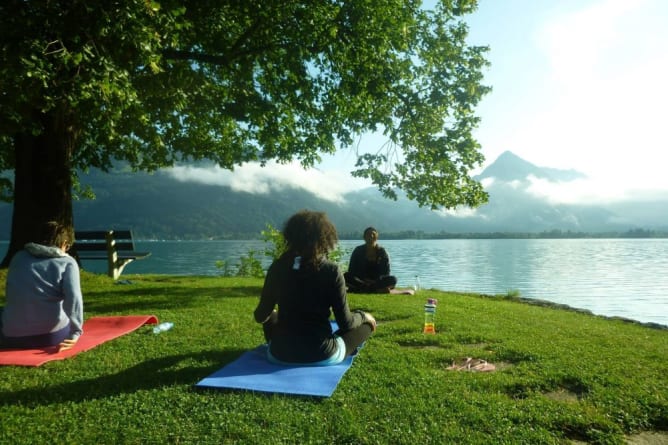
[{"x1": 195, "y1": 322, "x2": 359, "y2": 397}]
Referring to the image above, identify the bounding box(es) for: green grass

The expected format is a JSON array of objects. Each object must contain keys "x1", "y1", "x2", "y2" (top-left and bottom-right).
[{"x1": 1, "y1": 271, "x2": 666, "y2": 444}]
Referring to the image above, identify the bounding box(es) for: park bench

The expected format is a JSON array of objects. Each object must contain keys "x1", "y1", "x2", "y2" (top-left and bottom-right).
[{"x1": 72, "y1": 230, "x2": 150, "y2": 280}]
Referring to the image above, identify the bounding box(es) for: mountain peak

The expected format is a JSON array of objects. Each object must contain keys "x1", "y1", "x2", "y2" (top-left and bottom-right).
[
  {"x1": 477, "y1": 151, "x2": 586, "y2": 183},
  {"x1": 477, "y1": 151, "x2": 543, "y2": 182}
]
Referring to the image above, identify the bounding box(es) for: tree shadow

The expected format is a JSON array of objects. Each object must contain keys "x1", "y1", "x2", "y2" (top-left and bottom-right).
[
  {"x1": 0, "y1": 348, "x2": 245, "y2": 408},
  {"x1": 82, "y1": 285, "x2": 263, "y2": 313}
]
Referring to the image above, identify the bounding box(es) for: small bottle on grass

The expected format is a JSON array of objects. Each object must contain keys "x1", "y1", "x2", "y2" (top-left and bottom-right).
[
  {"x1": 153, "y1": 322, "x2": 174, "y2": 334},
  {"x1": 423, "y1": 299, "x2": 437, "y2": 334}
]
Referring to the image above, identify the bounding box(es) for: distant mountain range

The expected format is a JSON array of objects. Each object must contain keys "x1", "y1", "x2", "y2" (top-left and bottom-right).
[{"x1": 2, "y1": 150, "x2": 667, "y2": 239}]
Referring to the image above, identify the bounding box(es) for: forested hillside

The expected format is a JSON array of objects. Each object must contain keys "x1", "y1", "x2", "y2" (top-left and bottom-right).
[{"x1": 2, "y1": 152, "x2": 667, "y2": 240}]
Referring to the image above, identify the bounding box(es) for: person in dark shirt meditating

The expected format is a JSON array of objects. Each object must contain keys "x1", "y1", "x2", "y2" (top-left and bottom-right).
[
  {"x1": 344, "y1": 227, "x2": 397, "y2": 293},
  {"x1": 254, "y1": 210, "x2": 376, "y2": 365}
]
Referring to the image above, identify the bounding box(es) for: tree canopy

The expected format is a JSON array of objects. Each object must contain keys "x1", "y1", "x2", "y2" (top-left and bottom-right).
[{"x1": 0, "y1": 0, "x2": 490, "y2": 263}]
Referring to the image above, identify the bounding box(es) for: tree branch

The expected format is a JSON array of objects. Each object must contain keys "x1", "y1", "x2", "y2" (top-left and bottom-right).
[
  {"x1": 161, "y1": 49, "x2": 230, "y2": 65},
  {"x1": 162, "y1": 17, "x2": 268, "y2": 66}
]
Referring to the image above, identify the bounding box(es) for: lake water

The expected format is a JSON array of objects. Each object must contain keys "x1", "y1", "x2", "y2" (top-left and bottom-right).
[{"x1": 1, "y1": 239, "x2": 667, "y2": 327}]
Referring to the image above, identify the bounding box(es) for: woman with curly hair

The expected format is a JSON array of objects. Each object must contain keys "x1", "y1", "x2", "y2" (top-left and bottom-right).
[{"x1": 254, "y1": 210, "x2": 376, "y2": 365}]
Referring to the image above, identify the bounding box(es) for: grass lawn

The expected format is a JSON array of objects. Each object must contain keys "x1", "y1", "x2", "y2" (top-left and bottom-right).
[{"x1": 0, "y1": 271, "x2": 666, "y2": 444}]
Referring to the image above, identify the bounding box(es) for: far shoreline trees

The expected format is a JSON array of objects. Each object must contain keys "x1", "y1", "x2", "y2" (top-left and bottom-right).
[{"x1": 1, "y1": 1, "x2": 490, "y2": 266}]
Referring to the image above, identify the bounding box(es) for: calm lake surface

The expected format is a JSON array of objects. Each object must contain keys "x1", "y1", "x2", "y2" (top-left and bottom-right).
[{"x1": 1, "y1": 239, "x2": 667, "y2": 327}]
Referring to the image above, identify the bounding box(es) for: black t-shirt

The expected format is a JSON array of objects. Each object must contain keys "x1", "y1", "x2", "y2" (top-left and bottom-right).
[
  {"x1": 348, "y1": 244, "x2": 391, "y2": 280},
  {"x1": 254, "y1": 255, "x2": 363, "y2": 362}
]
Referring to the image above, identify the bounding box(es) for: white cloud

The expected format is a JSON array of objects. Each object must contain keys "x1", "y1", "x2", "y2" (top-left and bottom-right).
[
  {"x1": 437, "y1": 206, "x2": 484, "y2": 219},
  {"x1": 525, "y1": 175, "x2": 668, "y2": 205},
  {"x1": 508, "y1": 179, "x2": 523, "y2": 190},
  {"x1": 164, "y1": 161, "x2": 369, "y2": 203},
  {"x1": 479, "y1": 177, "x2": 495, "y2": 188},
  {"x1": 526, "y1": 175, "x2": 619, "y2": 204}
]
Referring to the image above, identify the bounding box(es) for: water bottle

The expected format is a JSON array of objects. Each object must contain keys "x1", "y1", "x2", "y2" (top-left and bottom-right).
[
  {"x1": 152, "y1": 322, "x2": 174, "y2": 334},
  {"x1": 414, "y1": 275, "x2": 421, "y2": 292},
  {"x1": 423, "y1": 298, "x2": 436, "y2": 334}
]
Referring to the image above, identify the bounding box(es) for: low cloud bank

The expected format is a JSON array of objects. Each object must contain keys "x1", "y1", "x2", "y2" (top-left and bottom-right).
[
  {"x1": 164, "y1": 161, "x2": 369, "y2": 203},
  {"x1": 525, "y1": 175, "x2": 668, "y2": 205}
]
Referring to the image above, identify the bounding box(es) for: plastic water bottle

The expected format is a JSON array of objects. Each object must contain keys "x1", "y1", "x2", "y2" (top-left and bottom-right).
[
  {"x1": 414, "y1": 275, "x2": 421, "y2": 292},
  {"x1": 152, "y1": 322, "x2": 174, "y2": 334},
  {"x1": 423, "y1": 298, "x2": 437, "y2": 334}
]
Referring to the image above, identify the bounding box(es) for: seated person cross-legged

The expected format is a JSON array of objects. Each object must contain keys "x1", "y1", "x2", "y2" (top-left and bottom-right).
[
  {"x1": 0, "y1": 221, "x2": 83, "y2": 352},
  {"x1": 344, "y1": 227, "x2": 398, "y2": 293},
  {"x1": 254, "y1": 210, "x2": 376, "y2": 366}
]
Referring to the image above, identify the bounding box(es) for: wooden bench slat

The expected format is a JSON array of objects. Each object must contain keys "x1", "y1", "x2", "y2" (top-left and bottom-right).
[
  {"x1": 75, "y1": 230, "x2": 133, "y2": 240},
  {"x1": 74, "y1": 230, "x2": 110, "y2": 239},
  {"x1": 74, "y1": 243, "x2": 133, "y2": 251},
  {"x1": 75, "y1": 241, "x2": 136, "y2": 251},
  {"x1": 77, "y1": 252, "x2": 150, "y2": 258}
]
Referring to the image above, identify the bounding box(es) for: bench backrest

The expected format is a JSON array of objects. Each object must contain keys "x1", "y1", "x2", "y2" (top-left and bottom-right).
[{"x1": 74, "y1": 230, "x2": 136, "y2": 251}]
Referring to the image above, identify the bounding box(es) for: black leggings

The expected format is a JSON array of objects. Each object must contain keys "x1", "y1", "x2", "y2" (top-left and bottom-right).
[
  {"x1": 261, "y1": 311, "x2": 373, "y2": 356},
  {"x1": 344, "y1": 272, "x2": 397, "y2": 293}
]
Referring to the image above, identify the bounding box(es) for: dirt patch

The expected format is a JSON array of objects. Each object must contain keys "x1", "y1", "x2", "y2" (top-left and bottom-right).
[
  {"x1": 544, "y1": 388, "x2": 580, "y2": 403},
  {"x1": 489, "y1": 361, "x2": 513, "y2": 371},
  {"x1": 625, "y1": 431, "x2": 668, "y2": 445},
  {"x1": 410, "y1": 345, "x2": 442, "y2": 351},
  {"x1": 460, "y1": 342, "x2": 488, "y2": 349},
  {"x1": 396, "y1": 339, "x2": 444, "y2": 350}
]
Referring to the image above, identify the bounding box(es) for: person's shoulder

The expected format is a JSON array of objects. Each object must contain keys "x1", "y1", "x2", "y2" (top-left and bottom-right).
[
  {"x1": 59, "y1": 254, "x2": 79, "y2": 267},
  {"x1": 268, "y1": 255, "x2": 291, "y2": 271},
  {"x1": 7, "y1": 249, "x2": 29, "y2": 267},
  {"x1": 318, "y1": 259, "x2": 341, "y2": 275},
  {"x1": 13, "y1": 249, "x2": 30, "y2": 258},
  {"x1": 10, "y1": 249, "x2": 36, "y2": 263}
]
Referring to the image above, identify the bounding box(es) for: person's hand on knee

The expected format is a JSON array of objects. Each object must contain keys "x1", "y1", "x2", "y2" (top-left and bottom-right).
[
  {"x1": 58, "y1": 338, "x2": 78, "y2": 352},
  {"x1": 363, "y1": 312, "x2": 377, "y2": 331}
]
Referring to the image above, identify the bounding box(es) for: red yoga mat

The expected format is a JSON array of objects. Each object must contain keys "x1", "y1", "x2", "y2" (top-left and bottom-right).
[{"x1": 0, "y1": 315, "x2": 158, "y2": 367}]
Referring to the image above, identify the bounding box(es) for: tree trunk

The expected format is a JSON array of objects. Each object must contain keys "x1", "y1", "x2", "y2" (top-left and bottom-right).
[{"x1": 0, "y1": 111, "x2": 75, "y2": 267}]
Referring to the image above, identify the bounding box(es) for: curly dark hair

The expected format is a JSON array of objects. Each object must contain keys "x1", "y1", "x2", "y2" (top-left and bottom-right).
[{"x1": 282, "y1": 210, "x2": 338, "y2": 269}]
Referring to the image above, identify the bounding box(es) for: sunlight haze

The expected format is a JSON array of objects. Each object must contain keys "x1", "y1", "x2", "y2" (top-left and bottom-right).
[{"x1": 468, "y1": 0, "x2": 668, "y2": 203}]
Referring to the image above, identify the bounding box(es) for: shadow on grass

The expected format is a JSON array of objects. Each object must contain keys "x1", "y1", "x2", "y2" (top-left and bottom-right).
[
  {"x1": 82, "y1": 285, "x2": 263, "y2": 314},
  {"x1": 0, "y1": 348, "x2": 245, "y2": 408}
]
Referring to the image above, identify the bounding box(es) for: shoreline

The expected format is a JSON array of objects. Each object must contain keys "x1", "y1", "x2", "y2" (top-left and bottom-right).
[{"x1": 470, "y1": 292, "x2": 668, "y2": 331}]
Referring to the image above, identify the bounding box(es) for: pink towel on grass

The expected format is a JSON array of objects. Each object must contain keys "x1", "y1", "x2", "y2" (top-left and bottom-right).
[{"x1": 0, "y1": 315, "x2": 158, "y2": 367}]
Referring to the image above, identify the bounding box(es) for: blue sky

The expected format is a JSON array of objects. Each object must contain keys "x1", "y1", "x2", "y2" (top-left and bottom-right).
[{"x1": 170, "y1": 0, "x2": 668, "y2": 205}]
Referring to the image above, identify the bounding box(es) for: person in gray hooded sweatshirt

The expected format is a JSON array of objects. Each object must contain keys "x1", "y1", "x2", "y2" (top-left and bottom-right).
[{"x1": 0, "y1": 221, "x2": 83, "y2": 352}]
